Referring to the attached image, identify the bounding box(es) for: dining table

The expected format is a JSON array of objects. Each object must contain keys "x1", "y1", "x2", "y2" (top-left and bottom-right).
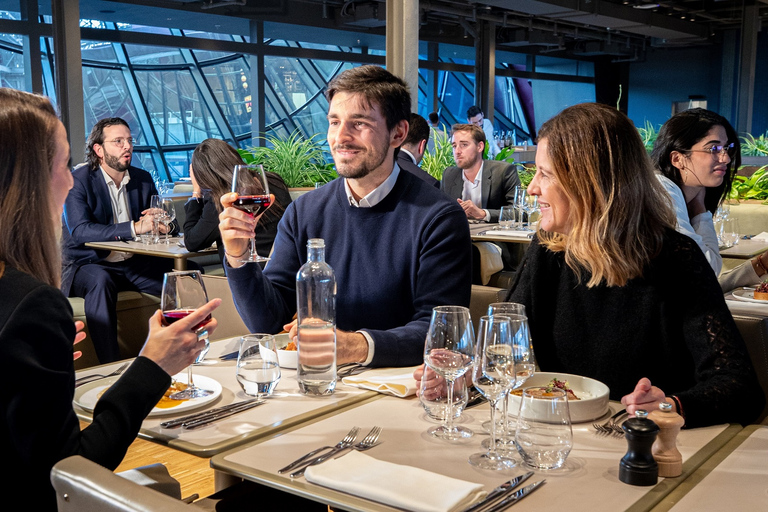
[
  {"x1": 84, "y1": 237, "x2": 217, "y2": 270},
  {"x1": 719, "y1": 238, "x2": 768, "y2": 259},
  {"x1": 210, "y1": 394, "x2": 742, "y2": 512},
  {"x1": 469, "y1": 223, "x2": 536, "y2": 245},
  {"x1": 73, "y1": 337, "x2": 377, "y2": 459}
]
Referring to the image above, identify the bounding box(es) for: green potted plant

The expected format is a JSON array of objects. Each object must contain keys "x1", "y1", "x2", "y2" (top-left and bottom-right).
[{"x1": 238, "y1": 131, "x2": 337, "y2": 190}]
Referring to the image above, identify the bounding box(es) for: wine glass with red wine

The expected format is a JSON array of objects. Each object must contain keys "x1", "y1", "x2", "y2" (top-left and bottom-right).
[
  {"x1": 161, "y1": 270, "x2": 213, "y2": 400},
  {"x1": 231, "y1": 164, "x2": 271, "y2": 263}
]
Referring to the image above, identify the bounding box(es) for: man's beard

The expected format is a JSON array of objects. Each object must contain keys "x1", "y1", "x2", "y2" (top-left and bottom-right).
[
  {"x1": 332, "y1": 143, "x2": 389, "y2": 180},
  {"x1": 103, "y1": 151, "x2": 131, "y2": 172}
]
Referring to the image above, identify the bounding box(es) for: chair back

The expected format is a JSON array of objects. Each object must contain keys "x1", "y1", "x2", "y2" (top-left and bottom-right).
[
  {"x1": 51, "y1": 456, "x2": 191, "y2": 512},
  {"x1": 732, "y1": 314, "x2": 768, "y2": 423},
  {"x1": 201, "y1": 275, "x2": 249, "y2": 341},
  {"x1": 469, "y1": 284, "x2": 507, "y2": 333}
]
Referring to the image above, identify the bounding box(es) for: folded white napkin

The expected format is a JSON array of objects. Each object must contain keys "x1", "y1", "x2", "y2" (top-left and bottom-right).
[
  {"x1": 305, "y1": 451, "x2": 486, "y2": 512},
  {"x1": 751, "y1": 231, "x2": 768, "y2": 242},
  {"x1": 342, "y1": 366, "x2": 420, "y2": 397},
  {"x1": 489, "y1": 229, "x2": 534, "y2": 239}
]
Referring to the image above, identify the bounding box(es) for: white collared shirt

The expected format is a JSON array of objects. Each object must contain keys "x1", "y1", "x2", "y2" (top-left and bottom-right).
[
  {"x1": 342, "y1": 163, "x2": 402, "y2": 365},
  {"x1": 100, "y1": 167, "x2": 134, "y2": 262},
  {"x1": 344, "y1": 163, "x2": 401, "y2": 208},
  {"x1": 461, "y1": 163, "x2": 491, "y2": 222}
]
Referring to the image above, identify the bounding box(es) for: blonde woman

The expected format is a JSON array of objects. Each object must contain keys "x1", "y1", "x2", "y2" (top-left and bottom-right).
[
  {"x1": 0, "y1": 88, "x2": 220, "y2": 509},
  {"x1": 506, "y1": 103, "x2": 763, "y2": 428}
]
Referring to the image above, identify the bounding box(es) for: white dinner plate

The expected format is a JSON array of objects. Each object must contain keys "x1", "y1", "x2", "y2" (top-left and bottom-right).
[
  {"x1": 731, "y1": 288, "x2": 768, "y2": 304},
  {"x1": 508, "y1": 372, "x2": 610, "y2": 423},
  {"x1": 74, "y1": 373, "x2": 222, "y2": 417}
]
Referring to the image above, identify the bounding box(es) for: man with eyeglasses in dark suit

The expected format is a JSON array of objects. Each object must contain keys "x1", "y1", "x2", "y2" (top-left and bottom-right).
[{"x1": 62, "y1": 118, "x2": 177, "y2": 363}]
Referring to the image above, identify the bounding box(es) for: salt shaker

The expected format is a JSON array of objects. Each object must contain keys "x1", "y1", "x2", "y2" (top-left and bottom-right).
[
  {"x1": 648, "y1": 402, "x2": 684, "y2": 477},
  {"x1": 619, "y1": 410, "x2": 659, "y2": 486}
]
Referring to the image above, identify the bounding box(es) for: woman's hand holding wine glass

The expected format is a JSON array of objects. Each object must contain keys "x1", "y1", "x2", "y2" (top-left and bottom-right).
[{"x1": 139, "y1": 297, "x2": 221, "y2": 377}]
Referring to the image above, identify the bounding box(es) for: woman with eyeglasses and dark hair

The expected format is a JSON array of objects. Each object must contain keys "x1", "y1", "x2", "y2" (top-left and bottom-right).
[{"x1": 652, "y1": 109, "x2": 768, "y2": 289}]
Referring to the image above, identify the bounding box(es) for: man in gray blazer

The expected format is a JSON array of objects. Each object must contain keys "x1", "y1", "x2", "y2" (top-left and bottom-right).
[{"x1": 441, "y1": 123, "x2": 520, "y2": 223}]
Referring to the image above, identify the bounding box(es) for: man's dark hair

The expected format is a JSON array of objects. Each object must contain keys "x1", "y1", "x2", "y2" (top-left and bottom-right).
[
  {"x1": 85, "y1": 117, "x2": 131, "y2": 169},
  {"x1": 403, "y1": 113, "x2": 430, "y2": 147},
  {"x1": 466, "y1": 105, "x2": 483, "y2": 119},
  {"x1": 325, "y1": 65, "x2": 410, "y2": 131},
  {"x1": 428, "y1": 112, "x2": 439, "y2": 125}
]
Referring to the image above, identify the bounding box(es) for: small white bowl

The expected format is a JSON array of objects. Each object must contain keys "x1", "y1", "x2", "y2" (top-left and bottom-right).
[
  {"x1": 509, "y1": 372, "x2": 610, "y2": 423},
  {"x1": 274, "y1": 333, "x2": 297, "y2": 369}
]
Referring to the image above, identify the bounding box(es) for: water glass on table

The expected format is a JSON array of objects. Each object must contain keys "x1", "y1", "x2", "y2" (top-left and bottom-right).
[
  {"x1": 498, "y1": 206, "x2": 516, "y2": 230},
  {"x1": 236, "y1": 334, "x2": 281, "y2": 398},
  {"x1": 514, "y1": 387, "x2": 573, "y2": 470},
  {"x1": 149, "y1": 194, "x2": 163, "y2": 244},
  {"x1": 160, "y1": 198, "x2": 176, "y2": 244},
  {"x1": 419, "y1": 366, "x2": 468, "y2": 422}
]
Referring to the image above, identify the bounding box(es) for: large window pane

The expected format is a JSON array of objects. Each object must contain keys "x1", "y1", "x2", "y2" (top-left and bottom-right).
[
  {"x1": 200, "y1": 57, "x2": 252, "y2": 136},
  {"x1": 82, "y1": 66, "x2": 145, "y2": 143}
]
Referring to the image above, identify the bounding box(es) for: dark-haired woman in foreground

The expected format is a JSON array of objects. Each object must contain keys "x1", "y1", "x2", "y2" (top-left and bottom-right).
[
  {"x1": 184, "y1": 138, "x2": 291, "y2": 264},
  {"x1": 506, "y1": 102, "x2": 763, "y2": 428},
  {"x1": 652, "y1": 108, "x2": 768, "y2": 290},
  {"x1": 0, "y1": 88, "x2": 220, "y2": 509}
]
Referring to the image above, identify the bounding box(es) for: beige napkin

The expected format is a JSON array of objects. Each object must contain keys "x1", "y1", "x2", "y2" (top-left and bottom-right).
[
  {"x1": 342, "y1": 366, "x2": 420, "y2": 397},
  {"x1": 751, "y1": 231, "x2": 768, "y2": 242},
  {"x1": 304, "y1": 451, "x2": 486, "y2": 512}
]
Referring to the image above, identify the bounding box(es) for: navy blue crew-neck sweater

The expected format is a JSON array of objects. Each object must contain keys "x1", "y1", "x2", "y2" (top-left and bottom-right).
[{"x1": 227, "y1": 169, "x2": 473, "y2": 367}]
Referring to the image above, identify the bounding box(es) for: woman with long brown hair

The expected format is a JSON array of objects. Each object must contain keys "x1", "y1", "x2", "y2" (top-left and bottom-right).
[
  {"x1": 184, "y1": 138, "x2": 291, "y2": 264},
  {"x1": 0, "y1": 88, "x2": 220, "y2": 509},
  {"x1": 506, "y1": 102, "x2": 763, "y2": 427}
]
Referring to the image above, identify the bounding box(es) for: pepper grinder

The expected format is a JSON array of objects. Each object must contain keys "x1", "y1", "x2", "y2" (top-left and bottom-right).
[
  {"x1": 619, "y1": 409, "x2": 659, "y2": 486},
  {"x1": 648, "y1": 401, "x2": 684, "y2": 477}
]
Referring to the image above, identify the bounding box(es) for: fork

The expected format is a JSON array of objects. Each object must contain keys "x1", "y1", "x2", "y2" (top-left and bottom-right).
[
  {"x1": 290, "y1": 426, "x2": 383, "y2": 478},
  {"x1": 75, "y1": 362, "x2": 130, "y2": 387},
  {"x1": 592, "y1": 409, "x2": 626, "y2": 436},
  {"x1": 278, "y1": 427, "x2": 359, "y2": 474},
  {"x1": 337, "y1": 363, "x2": 367, "y2": 378}
]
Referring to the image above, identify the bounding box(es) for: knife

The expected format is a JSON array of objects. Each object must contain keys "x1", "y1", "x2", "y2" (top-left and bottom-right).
[
  {"x1": 182, "y1": 399, "x2": 266, "y2": 429},
  {"x1": 461, "y1": 472, "x2": 533, "y2": 512},
  {"x1": 160, "y1": 398, "x2": 263, "y2": 428},
  {"x1": 483, "y1": 480, "x2": 546, "y2": 512},
  {"x1": 218, "y1": 350, "x2": 239, "y2": 361}
]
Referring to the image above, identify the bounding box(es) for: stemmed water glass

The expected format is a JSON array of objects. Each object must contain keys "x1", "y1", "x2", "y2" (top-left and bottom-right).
[
  {"x1": 423, "y1": 306, "x2": 475, "y2": 440},
  {"x1": 160, "y1": 198, "x2": 176, "y2": 244},
  {"x1": 517, "y1": 189, "x2": 539, "y2": 231},
  {"x1": 469, "y1": 315, "x2": 517, "y2": 470},
  {"x1": 483, "y1": 303, "x2": 535, "y2": 450},
  {"x1": 149, "y1": 194, "x2": 163, "y2": 244},
  {"x1": 231, "y1": 164, "x2": 271, "y2": 263},
  {"x1": 161, "y1": 270, "x2": 213, "y2": 400}
]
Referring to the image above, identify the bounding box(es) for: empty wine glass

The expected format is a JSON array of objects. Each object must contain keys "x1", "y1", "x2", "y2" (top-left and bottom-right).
[
  {"x1": 160, "y1": 198, "x2": 176, "y2": 244},
  {"x1": 149, "y1": 194, "x2": 163, "y2": 244},
  {"x1": 423, "y1": 305, "x2": 475, "y2": 440},
  {"x1": 419, "y1": 365, "x2": 468, "y2": 421},
  {"x1": 519, "y1": 190, "x2": 539, "y2": 231},
  {"x1": 161, "y1": 270, "x2": 213, "y2": 400},
  {"x1": 469, "y1": 315, "x2": 517, "y2": 470},
  {"x1": 231, "y1": 164, "x2": 271, "y2": 263}
]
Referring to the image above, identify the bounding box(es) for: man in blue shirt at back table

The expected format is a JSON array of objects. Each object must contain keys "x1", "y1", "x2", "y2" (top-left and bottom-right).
[{"x1": 218, "y1": 65, "x2": 472, "y2": 368}]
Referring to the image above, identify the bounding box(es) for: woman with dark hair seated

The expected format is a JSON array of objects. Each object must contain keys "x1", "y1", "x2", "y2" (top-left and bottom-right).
[
  {"x1": 651, "y1": 108, "x2": 768, "y2": 290},
  {"x1": 0, "y1": 88, "x2": 220, "y2": 509},
  {"x1": 505, "y1": 102, "x2": 763, "y2": 428},
  {"x1": 184, "y1": 138, "x2": 291, "y2": 264}
]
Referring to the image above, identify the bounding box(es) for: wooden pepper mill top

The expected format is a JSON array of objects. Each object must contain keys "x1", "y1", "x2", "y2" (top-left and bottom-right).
[{"x1": 648, "y1": 401, "x2": 684, "y2": 478}]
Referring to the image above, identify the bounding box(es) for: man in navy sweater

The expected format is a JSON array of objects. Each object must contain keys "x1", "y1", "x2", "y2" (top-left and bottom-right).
[{"x1": 218, "y1": 66, "x2": 472, "y2": 367}]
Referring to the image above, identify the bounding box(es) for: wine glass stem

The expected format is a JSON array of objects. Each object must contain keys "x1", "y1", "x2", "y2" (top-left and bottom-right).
[
  {"x1": 249, "y1": 236, "x2": 257, "y2": 258},
  {"x1": 488, "y1": 397, "x2": 498, "y2": 455},
  {"x1": 187, "y1": 366, "x2": 195, "y2": 390},
  {"x1": 502, "y1": 393, "x2": 509, "y2": 439},
  {"x1": 444, "y1": 377, "x2": 456, "y2": 433}
]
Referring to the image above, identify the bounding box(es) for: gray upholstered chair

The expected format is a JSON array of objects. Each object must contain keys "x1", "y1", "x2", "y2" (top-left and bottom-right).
[
  {"x1": 469, "y1": 284, "x2": 507, "y2": 333},
  {"x1": 201, "y1": 275, "x2": 249, "y2": 341},
  {"x1": 51, "y1": 456, "x2": 191, "y2": 512},
  {"x1": 732, "y1": 314, "x2": 768, "y2": 423}
]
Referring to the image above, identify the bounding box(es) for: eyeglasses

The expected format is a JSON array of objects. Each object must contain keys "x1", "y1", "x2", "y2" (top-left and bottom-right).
[
  {"x1": 102, "y1": 137, "x2": 136, "y2": 148},
  {"x1": 687, "y1": 143, "x2": 736, "y2": 158}
]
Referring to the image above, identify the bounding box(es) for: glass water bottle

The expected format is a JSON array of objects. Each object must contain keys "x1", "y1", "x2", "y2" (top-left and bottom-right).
[{"x1": 296, "y1": 238, "x2": 337, "y2": 395}]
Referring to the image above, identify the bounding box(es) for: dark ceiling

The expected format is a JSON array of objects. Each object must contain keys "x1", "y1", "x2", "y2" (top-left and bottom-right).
[{"x1": 75, "y1": 0, "x2": 768, "y2": 59}]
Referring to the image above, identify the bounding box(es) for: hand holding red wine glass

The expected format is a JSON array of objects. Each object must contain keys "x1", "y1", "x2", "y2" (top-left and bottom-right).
[
  {"x1": 231, "y1": 164, "x2": 271, "y2": 263},
  {"x1": 161, "y1": 270, "x2": 213, "y2": 400}
]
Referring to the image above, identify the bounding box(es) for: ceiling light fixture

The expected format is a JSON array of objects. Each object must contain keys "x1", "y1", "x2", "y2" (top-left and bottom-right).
[{"x1": 633, "y1": 3, "x2": 660, "y2": 9}]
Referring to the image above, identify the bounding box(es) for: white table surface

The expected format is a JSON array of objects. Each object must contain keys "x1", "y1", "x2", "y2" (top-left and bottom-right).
[
  {"x1": 660, "y1": 425, "x2": 768, "y2": 511},
  {"x1": 212, "y1": 395, "x2": 738, "y2": 512},
  {"x1": 719, "y1": 238, "x2": 768, "y2": 259},
  {"x1": 74, "y1": 337, "x2": 376, "y2": 457}
]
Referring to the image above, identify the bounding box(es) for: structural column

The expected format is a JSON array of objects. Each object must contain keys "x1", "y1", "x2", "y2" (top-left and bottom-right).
[
  {"x1": 249, "y1": 20, "x2": 266, "y2": 146},
  {"x1": 736, "y1": 2, "x2": 759, "y2": 133},
  {"x1": 474, "y1": 20, "x2": 496, "y2": 122},
  {"x1": 52, "y1": 0, "x2": 85, "y2": 162},
  {"x1": 386, "y1": 0, "x2": 419, "y2": 111},
  {"x1": 20, "y1": 0, "x2": 43, "y2": 94}
]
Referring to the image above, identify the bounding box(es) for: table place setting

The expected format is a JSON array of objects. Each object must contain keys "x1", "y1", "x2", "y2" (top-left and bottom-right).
[{"x1": 340, "y1": 365, "x2": 422, "y2": 397}]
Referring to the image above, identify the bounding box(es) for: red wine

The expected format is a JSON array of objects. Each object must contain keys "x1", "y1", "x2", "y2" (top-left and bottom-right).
[
  {"x1": 234, "y1": 195, "x2": 271, "y2": 215},
  {"x1": 162, "y1": 309, "x2": 212, "y2": 331}
]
